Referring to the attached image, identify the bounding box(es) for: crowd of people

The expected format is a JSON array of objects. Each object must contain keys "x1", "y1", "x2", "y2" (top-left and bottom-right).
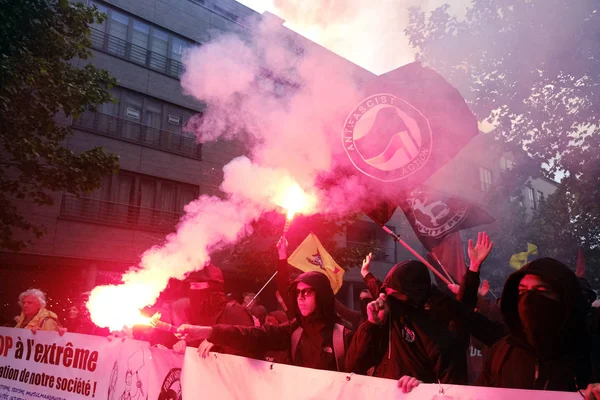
[{"x1": 11, "y1": 232, "x2": 600, "y2": 398}]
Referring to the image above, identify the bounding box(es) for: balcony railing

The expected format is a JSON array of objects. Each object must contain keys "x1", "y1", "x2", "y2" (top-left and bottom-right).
[
  {"x1": 90, "y1": 28, "x2": 186, "y2": 78},
  {"x1": 73, "y1": 111, "x2": 202, "y2": 159},
  {"x1": 60, "y1": 194, "x2": 181, "y2": 232}
]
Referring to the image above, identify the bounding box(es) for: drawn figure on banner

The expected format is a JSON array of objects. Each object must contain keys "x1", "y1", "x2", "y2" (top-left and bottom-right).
[{"x1": 107, "y1": 347, "x2": 148, "y2": 400}]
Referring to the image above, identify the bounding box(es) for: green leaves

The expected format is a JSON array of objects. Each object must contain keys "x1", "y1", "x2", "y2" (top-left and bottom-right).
[
  {"x1": 406, "y1": 0, "x2": 600, "y2": 251},
  {"x1": 0, "y1": 0, "x2": 119, "y2": 250}
]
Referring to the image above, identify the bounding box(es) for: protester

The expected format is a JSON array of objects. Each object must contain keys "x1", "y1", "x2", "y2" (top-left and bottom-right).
[
  {"x1": 250, "y1": 304, "x2": 268, "y2": 326},
  {"x1": 243, "y1": 292, "x2": 257, "y2": 308},
  {"x1": 265, "y1": 310, "x2": 288, "y2": 327},
  {"x1": 14, "y1": 289, "x2": 64, "y2": 334},
  {"x1": 476, "y1": 258, "x2": 592, "y2": 391},
  {"x1": 63, "y1": 304, "x2": 96, "y2": 335},
  {"x1": 172, "y1": 262, "x2": 254, "y2": 355},
  {"x1": 176, "y1": 237, "x2": 353, "y2": 372},
  {"x1": 346, "y1": 260, "x2": 464, "y2": 388}
]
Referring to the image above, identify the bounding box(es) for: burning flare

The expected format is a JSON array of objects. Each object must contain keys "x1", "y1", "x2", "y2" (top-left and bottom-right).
[
  {"x1": 86, "y1": 283, "x2": 153, "y2": 332},
  {"x1": 283, "y1": 182, "x2": 313, "y2": 220}
]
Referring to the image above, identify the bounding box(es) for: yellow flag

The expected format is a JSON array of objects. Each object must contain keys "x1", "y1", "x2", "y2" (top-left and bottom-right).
[
  {"x1": 510, "y1": 243, "x2": 538, "y2": 270},
  {"x1": 287, "y1": 233, "x2": 345, "y2": 294}
]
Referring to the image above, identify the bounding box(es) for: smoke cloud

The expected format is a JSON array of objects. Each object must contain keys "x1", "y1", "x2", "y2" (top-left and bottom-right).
[{"x1": 239, "y1": 0, "x2": 472, "y2": 74}]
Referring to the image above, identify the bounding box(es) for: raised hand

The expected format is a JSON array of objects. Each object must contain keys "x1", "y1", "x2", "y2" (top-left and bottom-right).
[
  {"x1": 361, "y1": 252, "x2": 373, "y2": 278},
  {"x1": 447, "y1": 284, "x2": 460, "y2": 295},
  {"x1": 478, "y1": 279, "x2": 490, "y2": 297},
  {"x1": 276, "y1": 237, "x2": 288, "y2": 260},
  {"x1": 367, "y1": 293, "x2": 389, "y2": 325},
  {"x1": 468, "y1": 232, "x2": 493, "y2": 272}
]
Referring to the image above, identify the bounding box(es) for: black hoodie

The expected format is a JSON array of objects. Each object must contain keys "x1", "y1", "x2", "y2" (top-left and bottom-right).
[
  {"x1": 346, "y1": 261, "x2": 465, "y2": 383},
  {"x1": 209, "y1": 271, "x2": 353, "y2": 372},
  {"x1": 476, "y1": 258, "x2": 591, "y2": 391}
]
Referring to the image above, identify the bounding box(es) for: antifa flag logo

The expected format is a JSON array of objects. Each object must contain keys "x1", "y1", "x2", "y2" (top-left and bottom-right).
[
  {"x1": 406, "y1": 192, "x2": 468, "y2": 239},
  {"x1": 157, "y1": 368, "x2": 182, "y2": 400},
  {"x1": 342, "y1": 93, "x2": 432, "y2": 182}
]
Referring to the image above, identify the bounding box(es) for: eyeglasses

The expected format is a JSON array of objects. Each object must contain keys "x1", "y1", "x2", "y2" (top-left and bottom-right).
[{"x1": 295, "y1": 288, "x2": 316, "y2": 299}]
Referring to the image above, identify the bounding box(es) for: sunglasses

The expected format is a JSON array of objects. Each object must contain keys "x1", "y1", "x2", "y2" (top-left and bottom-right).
[{"x1": 295, "y1": 288, "x2": 316, "y2": 299}]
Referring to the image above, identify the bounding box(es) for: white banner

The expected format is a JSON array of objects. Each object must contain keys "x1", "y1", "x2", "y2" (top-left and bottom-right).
[
  {"x1": 0, "y1": 327, "x2": 183, "y2": 400},
  {"x1": 181, "y1": 349, "x2": 580, "y2": 400}
]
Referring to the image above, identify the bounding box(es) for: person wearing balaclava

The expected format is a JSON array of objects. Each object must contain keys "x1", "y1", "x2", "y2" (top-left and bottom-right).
[
  {"x1": 476, "y1": 258, "x2": 594, "y2": 392},
  {"x1": 345, "y1": 260, "x2": 465, "y2": 392},
  {"x1": 176, "y1": 238, "x2": 353, "y2": 372},
  {"x1": 171, "y1": 262, "x2": 254, "y2": 356}
]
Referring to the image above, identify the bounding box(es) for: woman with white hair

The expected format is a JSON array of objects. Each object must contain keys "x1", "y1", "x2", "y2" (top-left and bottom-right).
[{"x1": 14, "y1": 289, "x2": 61, "y2": 333}]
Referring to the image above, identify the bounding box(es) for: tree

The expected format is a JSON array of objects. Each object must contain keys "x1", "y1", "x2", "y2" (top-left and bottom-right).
[
  {"x1": 405, "y1": 0, "x2": 600, "y2": 247},
  {"x1": 0, "y1": 0, "x2": 119, "y2": 250},
  {"x1": 211, "y1": 212, "x2": 378, "y2": 284}
]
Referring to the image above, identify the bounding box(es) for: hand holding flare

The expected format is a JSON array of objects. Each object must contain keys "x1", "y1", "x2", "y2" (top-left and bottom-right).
[{"x1": 147, "y1": 312, "x2": 178, "y2": 334}]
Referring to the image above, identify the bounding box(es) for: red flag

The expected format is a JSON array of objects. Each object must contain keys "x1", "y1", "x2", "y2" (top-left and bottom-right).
[
  {"x1": 364, "y1": 201, "x2": 397, "y2": 226},
  {"x1": 341, "y1": 62, "x2": 478, "y2": 193},
  {"x1": 576, "y1": 247, "x2": 585, "y2": 278},
  {"x1": 429, "y1": 232, "x2": 466, "y2": 284},
  {"x1": 399, "y1": 188, "x2": 495, "y2": 251}
]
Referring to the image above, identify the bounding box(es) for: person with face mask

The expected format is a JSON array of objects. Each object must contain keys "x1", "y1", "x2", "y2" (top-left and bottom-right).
[
  {"x1": 177, "y1": 238, "x2": 353, "y2": 372},
  {"x1": 476, "y1": 258, "x2": 594, "y2": 392},
  {"x1": 171, "y1": 262, "x2": 255, "y2": 356},
  {"x1": 345, "y1": 260, "x2": 465, "y2": 390}
]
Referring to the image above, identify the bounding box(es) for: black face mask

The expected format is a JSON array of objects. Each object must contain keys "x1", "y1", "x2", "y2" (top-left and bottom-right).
[{"x1": 518, "y1": 291, "x2": 564, "y2": 355}]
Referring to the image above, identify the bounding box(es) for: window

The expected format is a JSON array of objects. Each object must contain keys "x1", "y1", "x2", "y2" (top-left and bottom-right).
[
  {"x1": 538, "y1": 191, "x2": 544, "y2": 203},
  {"x1": 479, "y1": 167, "x2": 492, "y2": 192},
  {"x1": 76, "y1": 87, "x2": 201, "y2": 158},
  {"x1": 83, "y1": 171, "x2": 198, "y2": 213},
  {"x1": 170, "y1": 37, "x2": 188, "y2": 76},
  {"x1": 527, "y1": 187, "x2": 536, "y2": 209},
  {"x1": 107, "y1": 10, "x2": 129, "y2": 57},
  {"x1": 88, "y1": 1, "x2": 194, "y2": 78},
  {"x1": 150, "y1": 28, "x2": 169, "y2": 70},
  {"x1": 131, "y1": 20, "x2": 150, "y2": 64}
]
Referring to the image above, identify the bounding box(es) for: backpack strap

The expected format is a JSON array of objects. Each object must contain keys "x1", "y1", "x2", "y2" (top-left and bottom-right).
[
  {"x1": 332, "y1": 323, "x2": 345, "y2": 372},
  {"x1": 291, "y1": 326, "x2": 303, "y2": 363}
]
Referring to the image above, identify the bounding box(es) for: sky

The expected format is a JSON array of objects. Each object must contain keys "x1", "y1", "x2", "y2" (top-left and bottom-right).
[{"x1": 235, "y1": 0, "x2": 471, "y2": 75}]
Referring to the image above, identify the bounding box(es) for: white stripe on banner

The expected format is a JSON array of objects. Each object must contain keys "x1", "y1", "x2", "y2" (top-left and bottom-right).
[{"x1": 181, "y1": 349, "x2": 581, "y2": 400}]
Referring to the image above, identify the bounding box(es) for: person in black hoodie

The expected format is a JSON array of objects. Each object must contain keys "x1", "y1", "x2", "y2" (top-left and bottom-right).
[
  {"x1": 476, "y1": 258, "x2": 593, "y2": 392},
  {"x1": 171, "y1": 262, "x2": 254, "y2": 356},
  {"x1": 177, "y1": 240, "x2": 353, "y2": 372},
  {"x1": 346, "y1": 260, "x2": 465, "y2": 390}
]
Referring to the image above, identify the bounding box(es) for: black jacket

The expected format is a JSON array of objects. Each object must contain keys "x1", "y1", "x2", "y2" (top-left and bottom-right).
[
  {"x1": 346, "y1": 261, "x2": 465, "y2": 383},
  {"x1": 212, "y1": 270, "x2": 353, "y2": 372},
  {"x1": 476, "y1": 258, "x2": 591, "y2": 391}
]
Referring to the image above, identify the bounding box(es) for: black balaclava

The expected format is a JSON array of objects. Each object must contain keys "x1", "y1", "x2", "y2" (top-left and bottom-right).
[
  {"x1": 185, "y1": 264, "x2": 227, "y2": 326},
  {"x1": 502, "y1": 258, "x2": 588, "y2": 359},
  {"x1": 381, "y1": 260, "x2": 431, "y2": 308}
]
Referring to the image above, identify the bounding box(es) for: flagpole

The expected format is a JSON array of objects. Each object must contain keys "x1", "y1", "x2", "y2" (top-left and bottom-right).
[
  {"x1": 247, "y1": 271, "x2": 278, "y2": 308},
  {"x1": 430, "y1": 252, "x2": 456, "y2": 284},
  {"x1": 370, "y1": 220, "x2": 452, "y2": 286}
]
